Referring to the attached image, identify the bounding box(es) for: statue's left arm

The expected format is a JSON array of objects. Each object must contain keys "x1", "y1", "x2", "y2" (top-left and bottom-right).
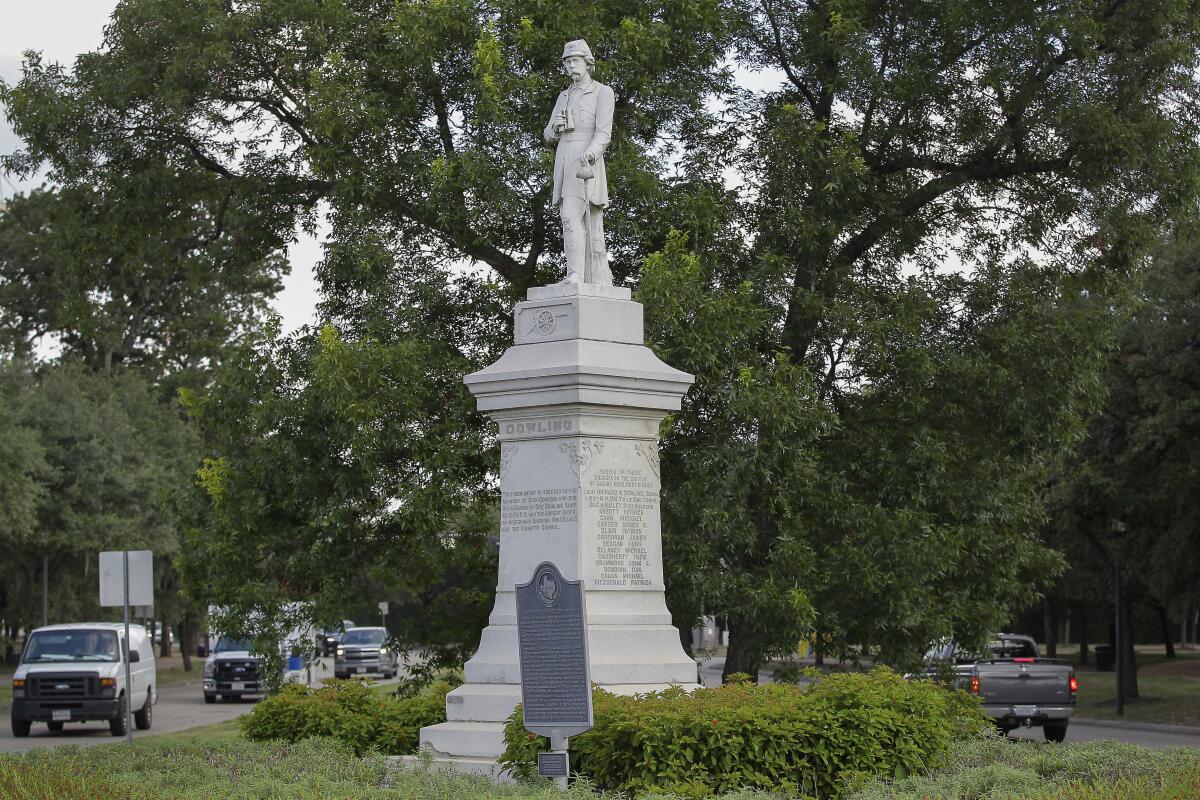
[{"x1": 585, "y1": 85, "x2": 615, "y2": 164}]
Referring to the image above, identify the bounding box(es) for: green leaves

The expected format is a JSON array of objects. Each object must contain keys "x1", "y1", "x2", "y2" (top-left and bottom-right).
[{"x1": 500, "y1": 669, "x2": 987, "y2": 798}]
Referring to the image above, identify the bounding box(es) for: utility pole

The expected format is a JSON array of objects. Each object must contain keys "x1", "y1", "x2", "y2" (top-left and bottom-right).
[
  {"x1": 1112, "y1": 520, "x2": 1127, "y2": 717},
  {"x1": 42, "y1": 547, "x2": 48, "y2": 627}
]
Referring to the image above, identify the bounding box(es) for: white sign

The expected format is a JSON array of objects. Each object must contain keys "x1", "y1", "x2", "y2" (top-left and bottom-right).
[
  {"x1": 378, "y1": 601, "x2": 389, "y2": 614},
  {"x1": 99, "y1": 551, "x2": 154, "y2": 607}
]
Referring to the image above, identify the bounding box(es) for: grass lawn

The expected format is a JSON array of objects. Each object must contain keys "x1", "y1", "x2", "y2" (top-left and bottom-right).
[
  {"x1": 1047, "y1": 644, "x2": 1200, "y2": 727},
  {"x1": 1, "y1": 730, "x2": 1198, "y2": 800}
]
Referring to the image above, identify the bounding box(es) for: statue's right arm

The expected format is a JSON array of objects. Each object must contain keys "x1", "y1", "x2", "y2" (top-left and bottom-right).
[{"x1": 544, "y1": 92, "x2": 565, "y2": 144}]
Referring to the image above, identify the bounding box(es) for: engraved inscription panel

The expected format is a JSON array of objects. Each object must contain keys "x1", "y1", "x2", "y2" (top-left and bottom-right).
[
  {"x1": 519, "y1": 611, "x2": 590, "y2": 722},
  {"x1": 583, "y1": 455, "x2": 659, "y2": 588},
  {"x1": 501, "y1": 488, "x2": 579, "y2": 534}
]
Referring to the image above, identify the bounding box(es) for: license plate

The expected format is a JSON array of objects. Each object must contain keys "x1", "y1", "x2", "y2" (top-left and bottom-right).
[
  {"x1": 1014, "y1": 705, "x2": 1038, "y2": 716},
  {"x1": 52, "y1": 710, "x2": 71, "y2": 722},
  {"x1": 356, "y1": 667, "x2": 366, "y2": 674},
  {"x1": 231, "y1": 682, "x2": 246, "y2": 691}
]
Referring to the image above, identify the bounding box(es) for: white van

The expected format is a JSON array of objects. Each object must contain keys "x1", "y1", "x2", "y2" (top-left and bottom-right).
[{"x1": 9, "y1": 623, "x2": 157, "y2": 737}]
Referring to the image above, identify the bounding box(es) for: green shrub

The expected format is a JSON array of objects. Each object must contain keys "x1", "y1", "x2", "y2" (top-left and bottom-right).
[
  {"x1": 847, "y1": 736, "x2": 1200, "y2": 800},
  {"x1": 241, "y1": 678, "x2": 450, "y2": 755},
  {"x1": 500, "y1": 667, "x2": 986, "y2": 798}
]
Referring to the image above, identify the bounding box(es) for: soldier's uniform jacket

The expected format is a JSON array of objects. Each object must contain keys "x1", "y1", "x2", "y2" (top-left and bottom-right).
[{"x1": 544, "y1": 79, "x2": 615, "y2": 208}]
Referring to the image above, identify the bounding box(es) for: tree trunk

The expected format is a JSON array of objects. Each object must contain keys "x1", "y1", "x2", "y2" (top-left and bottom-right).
[
  {"x1": 1043, "y1": 596, "x2": 1058, "y2": 658},
  {"x1": 159, "y1": 615, "x2": 173, "y2": 658},
  {"x1": 1077, "y1": 603, "x2": 1089, "y2": 667},
  {"x1": 1122, "y1": 597, "x2": 1139, "y2": 699},
  {"x1": 721, "y1": 614, "x2": 761, "y2": 684},
  {"x1": 1157, "y1": 604, "x2": 1176, "y2": 659},
  {"x1": 180, "y1": 613, "x2": 195, "y2": 671}
]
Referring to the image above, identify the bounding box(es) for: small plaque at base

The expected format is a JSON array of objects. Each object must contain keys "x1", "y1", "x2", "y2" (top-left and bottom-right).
[{"x1": 538, "y1": 751, "x2": 569, "y2": 778}]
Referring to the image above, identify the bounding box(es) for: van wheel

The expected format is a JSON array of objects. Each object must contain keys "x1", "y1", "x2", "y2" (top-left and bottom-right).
[
  {"x1": 1044, "y1": 722, "x2": 1068, "y2": 743},
  {"x1": 11, "y1": 718, "x2": 31, "y2": 737},
  {"x1": 204, "y1": 693, "x2": 216, "y2": 704},
  {"x1": 134, "y1": 691, "x2": 153, "y2": 730},
  {"x1": 47, "y1": 721, "x2": 64, "y2": 732},
  {"x1": 109, "y1": 695, "x2": 128, "y2": 736}
]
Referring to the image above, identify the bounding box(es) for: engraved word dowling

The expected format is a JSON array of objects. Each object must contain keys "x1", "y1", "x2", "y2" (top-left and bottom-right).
[{"x1": 503, "y1": 418, "x2": 574, "y2": 436}]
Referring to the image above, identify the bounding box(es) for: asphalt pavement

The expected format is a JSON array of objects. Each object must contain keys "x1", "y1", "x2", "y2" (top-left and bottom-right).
[{"x1": 0, "y1": 656, "x2": 399, "y2": 754}]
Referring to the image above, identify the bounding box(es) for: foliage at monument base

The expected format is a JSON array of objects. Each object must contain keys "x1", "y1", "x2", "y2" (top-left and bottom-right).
[
  {"x1": 501, "y1": 668, "x2": 986, "y2": 798},
  {"x1": 240, "y1": 679, "x2": 451, "y2": 755}
]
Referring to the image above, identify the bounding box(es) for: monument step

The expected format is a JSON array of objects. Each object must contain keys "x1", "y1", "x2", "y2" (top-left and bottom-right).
[
  {"x1": 444, "y1": 683, "x2": 522, "y2": 722},
  {"x1": 390, "y1": 752, "x2": 514, "y2": 783},
  {"x1": 419, "y1": 721, "x2": 507, "y2": 759}
]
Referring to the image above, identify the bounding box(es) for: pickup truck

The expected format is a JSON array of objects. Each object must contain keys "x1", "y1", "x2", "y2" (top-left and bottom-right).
[
  {"x1": 202, "y1": 636, "x2": 267, "y2": 703},
  {"x1": 926, "y1": 633, "x2": 1077, "y2": 742},
  {"x1": 10, "y1": 623, "x2": 157, "y2": 737},
  {"x1": 334, "y1": 627, "x2": 398, "y2": 679}
]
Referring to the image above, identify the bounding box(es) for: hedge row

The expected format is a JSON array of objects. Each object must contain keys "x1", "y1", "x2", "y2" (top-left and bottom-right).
[
  {"x1": 501, "y1": 667, "x2": 987, "y2": 798},
  {"x1": 240, "y1": 678, "x2": 450, "y2": 755}
]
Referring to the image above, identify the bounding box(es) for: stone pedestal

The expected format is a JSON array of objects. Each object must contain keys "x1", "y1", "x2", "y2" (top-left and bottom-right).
[{"x1": 419, "y1": 283, "x2": 698, "y2": 772}]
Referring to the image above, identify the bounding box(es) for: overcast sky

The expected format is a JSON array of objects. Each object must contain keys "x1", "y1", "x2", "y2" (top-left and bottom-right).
[{"x1": 0, "y1": 1, "x2": 323, "y2": 335}]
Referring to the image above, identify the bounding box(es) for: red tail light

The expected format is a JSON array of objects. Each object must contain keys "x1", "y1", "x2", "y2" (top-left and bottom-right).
[
  {"x1": 970, "y1": 675, "x2": 981, "y2": 695},
  {"x1": 1013, "y1": 657, "x2": 1036, "y2": 663},
  {"x1": 1069, "y1": 674, "x2": 1078, "y2": 695}
]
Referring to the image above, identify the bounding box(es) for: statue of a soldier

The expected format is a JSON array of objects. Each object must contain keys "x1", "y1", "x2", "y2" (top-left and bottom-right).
[{"x1": 544, "y1": 39, "x2": 614, "y2": 286}]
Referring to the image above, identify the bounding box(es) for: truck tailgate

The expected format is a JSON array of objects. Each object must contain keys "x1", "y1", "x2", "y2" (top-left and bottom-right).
[{"x1": 976, "y1": 663, "x2": 1073, "y2": 705}]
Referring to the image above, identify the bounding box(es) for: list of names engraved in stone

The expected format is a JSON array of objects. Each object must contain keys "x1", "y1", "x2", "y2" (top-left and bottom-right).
[
  {"x1": 583, "y1": 466, "x2": 657, "y2": 587},
  {"x1": 520, "y1": 611, "x2": 590, "y2": 723},
  {"x1": 501, "y1": 488, "x2": 579, "y2": 534}
]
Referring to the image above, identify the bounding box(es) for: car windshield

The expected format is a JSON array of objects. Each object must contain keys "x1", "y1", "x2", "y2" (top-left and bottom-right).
[
  {"x1": 341, "y1": 629, "x2": 385, "y2": 645},
  {"x1": 923, "y1": 640, "x2": 954, "y2": 662},
  {"x1": 24, "y1": 630, "x2": 120, "y2": 663},
  {"x1": 214, "y1": 637, "x2": 253, "y2": 653}
]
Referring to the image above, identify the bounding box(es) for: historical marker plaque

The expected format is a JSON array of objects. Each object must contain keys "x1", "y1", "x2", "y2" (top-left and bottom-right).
[
  {"x1": 516, "y1": 561, "x2": 593, "y2": 736},
  {"x1": 537, "y1": 751, "x2": 569, "y2": 778}
]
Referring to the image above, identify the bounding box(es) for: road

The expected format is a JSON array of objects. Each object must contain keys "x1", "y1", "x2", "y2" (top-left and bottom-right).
[
  {"x1": 1009, "y1": 718, "x2": 1200, "y2": 749},
  {"x1": 0, "y1": 657, "x2": 398, "y2": 754}
]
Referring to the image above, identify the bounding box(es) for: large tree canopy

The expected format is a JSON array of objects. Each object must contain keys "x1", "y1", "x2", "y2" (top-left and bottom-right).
[{"x1": 6, "y1": 0, "x2": 1199, "y2": 675}]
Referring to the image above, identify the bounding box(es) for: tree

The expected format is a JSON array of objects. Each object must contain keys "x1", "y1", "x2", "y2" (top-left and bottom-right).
[
  {"x1": 0, "y1": 180, "x2": 286, "y2": 382},
  {"x1": 1049, "y1": 230, "x2": 1200, "y2": 693},
  {"x1": 6, "y1": 0, "x2": 1199, "y2": 677},
  {"x1": 176, "y1": 317, "x2": 500, "y2": 675},
  {"x1": 0, "y1": 360, "x2": 199, "y2": 638}
]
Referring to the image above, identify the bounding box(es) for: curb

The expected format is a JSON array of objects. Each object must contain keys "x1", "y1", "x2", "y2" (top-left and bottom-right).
[{"x1": 1074, "y1": 717, "x2": 1200, "y2": 735}]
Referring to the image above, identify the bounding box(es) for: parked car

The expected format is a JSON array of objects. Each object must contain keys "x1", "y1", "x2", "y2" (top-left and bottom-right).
[
  {"x1": 10, "y1": 623, "x2": 157, "y2": 737},
  {"x1": 334, "y1": 627, "x2": 398, "y2": 679},
  {"x1": 202, "y1": 636, "x2": 268, "y2": 704},
  {"x1": 315, "y1": 620, "x2": 356, "y2": 657},
  {"x1": 925, "y1": 633, "x2": 1077, "y2": 741}
]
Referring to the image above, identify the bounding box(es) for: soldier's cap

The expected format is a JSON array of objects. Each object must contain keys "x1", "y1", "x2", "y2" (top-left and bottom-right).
[{"x1": 562, "y1": 39, "x2": 594, "y2": 63}]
